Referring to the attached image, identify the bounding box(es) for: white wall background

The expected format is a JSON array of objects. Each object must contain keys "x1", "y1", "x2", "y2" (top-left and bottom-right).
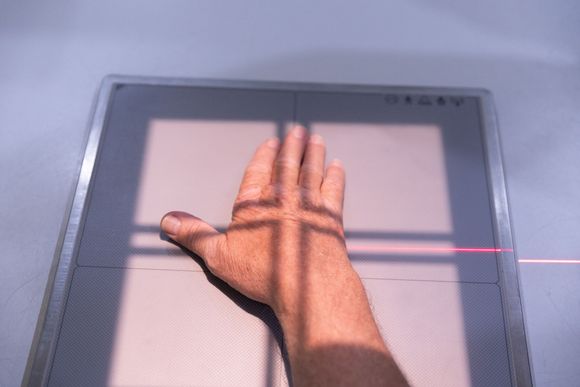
[{"x1": 1, "y1": 1, "x2": 579, "y2": 386}]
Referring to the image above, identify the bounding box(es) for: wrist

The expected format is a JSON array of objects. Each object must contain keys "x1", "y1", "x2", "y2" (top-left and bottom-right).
[{"x1": 273, "y1": 267, "x2": 387, "y2": 356}]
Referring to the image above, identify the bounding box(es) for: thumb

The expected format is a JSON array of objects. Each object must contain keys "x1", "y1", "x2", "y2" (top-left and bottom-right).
[{"x1": 160, "y1": 211, "x2": 224, "y2": 268}]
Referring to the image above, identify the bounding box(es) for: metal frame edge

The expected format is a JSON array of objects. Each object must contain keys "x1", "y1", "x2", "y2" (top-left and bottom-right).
[
  {"x1": 478, "y1": 93, "x2": 534, "y2": 387},
  {"x1": 23, "y1": 76, "x2": 118, "y2": 387},
  {"x1": 25, "y1": 74, "x2": 533, "y2": 387}
]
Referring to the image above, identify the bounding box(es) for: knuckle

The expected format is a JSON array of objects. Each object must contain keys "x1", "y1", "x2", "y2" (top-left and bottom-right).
[
  {"x1": 206, "y1": 246, "x2": 230, "y2": 277},
  {"x1": 275, "y1": 157, "x2": 299, "y2": 168},
  {"x1": 237, "y1": 185, "x2": 262, "y2": 201},
  {"x1": 301, "y1": 165, "x2": 324, "y2": 176},
  {"x1": 184, "y1": 222, "x2": 207, "y2": 249},
  {"x1": 205, "y1": 254, "x2": 222, "y2": 275},
  {"x1": 299, "y1": 188, "x2": 320, "y2": 205},
  {"x1": 327, "y1": 165, "x2": 345, "y2": 177},
  {"x1": 324, "y1": 180, "x2": 343, "y2": 190},
  {"x1": 245, "y1": 163, "x2": 270, "y2": 174}
]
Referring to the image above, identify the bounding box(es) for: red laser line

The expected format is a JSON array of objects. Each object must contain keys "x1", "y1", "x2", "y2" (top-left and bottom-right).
[
  {"x1": 345, "y1": 244, "x2": 580, "y2": 264},
  {"x1": 518, "y1": 259, "x2": 580, "y2": 264},
  {"x1": 346, "y1": 244, "x2": 513, "y2": 253}
]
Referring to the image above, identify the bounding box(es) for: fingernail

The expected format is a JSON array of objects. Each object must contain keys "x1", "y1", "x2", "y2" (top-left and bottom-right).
[
  {"x1": 292, "y1": 125, "x2": 305, "y2": 139},
  {"x1": 266, "y1": 137, "x2": 280, "y2": 149},
  {"x1": 330, "y1": 158, "x2": 343, "y2": 167},
  {"x1": 309, "y1": 134, "x2": 324, "y2": 145},
  {"x1": 161, "y1": 214, "x2": 181, "y2": 237}
]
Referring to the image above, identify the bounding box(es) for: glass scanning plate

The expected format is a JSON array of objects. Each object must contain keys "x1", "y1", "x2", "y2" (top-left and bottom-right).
[{"x1": 35, "y1": 79, "x2": 528, "y2": 387}]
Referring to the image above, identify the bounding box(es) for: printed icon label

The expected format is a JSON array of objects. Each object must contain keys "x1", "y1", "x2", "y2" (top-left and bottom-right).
[
  {"x1": 449, "y1": 97, "x2": 465, "y2": 106},
  {"x1": 383, "y1": 94, "x2": 465, "y2": 108}
]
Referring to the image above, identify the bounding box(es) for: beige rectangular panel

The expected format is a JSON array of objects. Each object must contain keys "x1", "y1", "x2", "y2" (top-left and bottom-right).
[
  {"x1": 127, "y1": 118, "x2": 275, "y2": 268},
  {"x1": 316, "y1": 122, "x2": 452, "y2": 234},
  {"x1": 49, "y1": 267, "x2": 284, "y2": 387},
  {"x1": 78, "y1": 86, "x2": 293, "y2": 270},
  {"x1": 297, "y1": 92, "x2": 498, "y2": 283},
  {"x1": 364, "y1": 279, "x2": 511, "y2": 387}
]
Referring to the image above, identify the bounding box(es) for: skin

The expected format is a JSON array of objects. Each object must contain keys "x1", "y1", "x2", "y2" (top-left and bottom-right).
[{"x1": 160, "y1": 125, "x2": 409, "y2": 387}]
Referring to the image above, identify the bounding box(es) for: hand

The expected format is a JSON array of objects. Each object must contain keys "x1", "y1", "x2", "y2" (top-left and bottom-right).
[
  {"x1": 160, "y1": 125, "x2": 354, "y2": 316},
  {"x1": 160, "y1": 125, "x2": 408, "y2": 386}
]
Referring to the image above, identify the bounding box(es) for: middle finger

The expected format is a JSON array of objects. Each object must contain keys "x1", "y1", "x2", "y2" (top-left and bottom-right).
[{"x1": 272, "y1": 125, "x2": 308, "y2": 186}]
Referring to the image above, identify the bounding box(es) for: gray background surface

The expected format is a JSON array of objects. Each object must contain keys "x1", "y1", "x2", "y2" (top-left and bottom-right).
[{"x1": 0, "y1": 1, "x2": 579, "y2": 386}]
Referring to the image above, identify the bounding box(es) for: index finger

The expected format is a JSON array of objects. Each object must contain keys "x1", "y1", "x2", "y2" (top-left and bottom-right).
[{"x1": 237, "y1": 137, "x2": 280, "y2": 201}]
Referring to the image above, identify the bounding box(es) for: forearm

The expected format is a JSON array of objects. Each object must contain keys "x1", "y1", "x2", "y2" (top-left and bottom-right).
[{"x1": 274, "y1": 267, "x2": 409, "y2": 387}]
